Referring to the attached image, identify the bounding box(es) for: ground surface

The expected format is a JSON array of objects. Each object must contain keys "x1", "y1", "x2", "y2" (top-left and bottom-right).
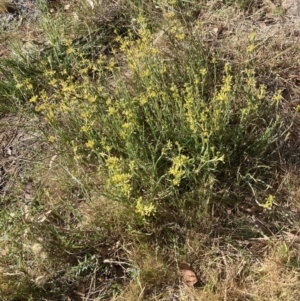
[{"x1": 1, "y1": 1, "x2": 300, "y2": 301}]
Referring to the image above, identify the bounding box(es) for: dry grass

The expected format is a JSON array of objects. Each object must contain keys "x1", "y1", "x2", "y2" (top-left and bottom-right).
[{"x1": 1, "y1": 0, "x2": 300, "y2": 300}]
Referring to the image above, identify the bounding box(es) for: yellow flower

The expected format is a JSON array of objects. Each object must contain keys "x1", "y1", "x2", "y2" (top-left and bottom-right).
[
  {"x1": 107, "y1": 106, "x2": 117, "y2": 115},
  {"x1": 88, "y1": 96, "x2": 96, "y2": 103},
  {"x1": 129, "y1": 160, "x2": 135, "y2": 172},
  {"x1": 106, "y1": 156, "x2": 119, "y2": 169},
  {"x1": 272, "y1": 90, "x2": 282, "y2": 104},
  {"x1": 29, "y1": 95, "x2": 38, "y2": 103},
  {"x1": 139, "y1": 95, "x2": 147, "y2": 105},
  {"x1": 44, "y1": 70, "x2": 56, "y2": 77},
  {"x1": 135, "y1": 197, "x2": 156, "y2": 218},
  {"x1": 74, "y1": 154, "x2": 82, "y2": 161},
  {"x1": 200, "y1": 68, "x2": 207, "y2": 77},
  {"x1": 79, "y1": 68, "x2": 89, "y2": 75},
  {"x1": 169, "y1": 154, "x2": 189, "y2": 186},
  {"x1": 165, "y1": 11, "x2": 175, "y2": 19},
  {"x1": 25, "y1": 83, "x2": 33, "y2": 91},
  {"x1": 49, "y1": 78, "x2": 57, "y2": 86},
  {"x1": 248, "y1": 31, "x2": 256, "y2": 41},
  {"x1": 81, "y1": 125, "x2": 90, "y2": 133},
  {"x1": 175, "y1": 32, "x2": 185, "y2": 40},
  {"x1": 122, "y1": 122, "x2": 133, "y2": 129},
  {"x1": 247, "y1": 44, "x2": 256, "y2": 53},
  {"x1": 66, "y1": 47, "x2": 75, "y2": 55},
  {"x1": 257, "y1": 84, "x2": 266, "y2": 100},
  {"x1": 141, "y1": 69, "x2": 150, "y2": 78},
  {"x1": 48, "y1": 136, "x2": 56, "y2": 142},
  {"x1": 64, "y1": 39, "x2": 73, "y2": 47},
  {"x1": 46, "y1": 109, "x2": 54, "y2": 121},
  {"x1": 85, "y1": 140, "x2": 95, "y2": 149},
  {"x1": 262, "y1": 194, "x2": 275, "y2": 211},
  {"x1": 104, "y1": 145, "x2": 112, "y2": 153}
]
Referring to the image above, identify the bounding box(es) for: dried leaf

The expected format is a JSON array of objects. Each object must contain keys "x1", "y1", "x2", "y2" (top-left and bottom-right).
[
  {"x1": 74, "y1": 282, "x2": 85, "y2": 299},
  {"x1": 212, "y1": 25, "x2": 225, "y2": 36},
  {"x1": 179, "y1": 262, "x2": 198, "y2": 287},
  {"x1": 49, "y1": 154, "x2": 57, "y2": 168},
  {"x1": 212, "y1": 27, "x2": 219, "y2": 35},
  {"x1": 99, "y1": 245, "x2": 110, "y2": 257}
]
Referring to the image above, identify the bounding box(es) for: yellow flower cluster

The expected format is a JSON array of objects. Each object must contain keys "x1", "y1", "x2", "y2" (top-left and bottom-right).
[
  {"x1": 23, "y1": 48, "x2": 106, "y2": 161},
  {"x1": 135, "y1": 197, "x2": 156, "y2": 219},
  {"x1": 117, "y1": 15, "x2": 160, "y2": 83},
  {"x1": 169, "y1": 153, "x2": 190, "y2": 186},
  {"x1": 262, "y1": 194, "x2": 275, "y2": 211},
  {"x1": 164, "y1": 9, "x2": 185, "y2": 41},
  {"x1": 247, "y1": 29, "x2": 257, "y2": 53},
  {"x1": 215, "y1": 63, "x2": 232, "y2": 102},
  {"x1": 106, "y1": 156, "x2": 132, "y2": 198}
]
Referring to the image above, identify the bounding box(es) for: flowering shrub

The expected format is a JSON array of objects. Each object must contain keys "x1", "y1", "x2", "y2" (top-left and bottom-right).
[{"x1": 8, "y1": 10, "x2": 282, "y2": 221}]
